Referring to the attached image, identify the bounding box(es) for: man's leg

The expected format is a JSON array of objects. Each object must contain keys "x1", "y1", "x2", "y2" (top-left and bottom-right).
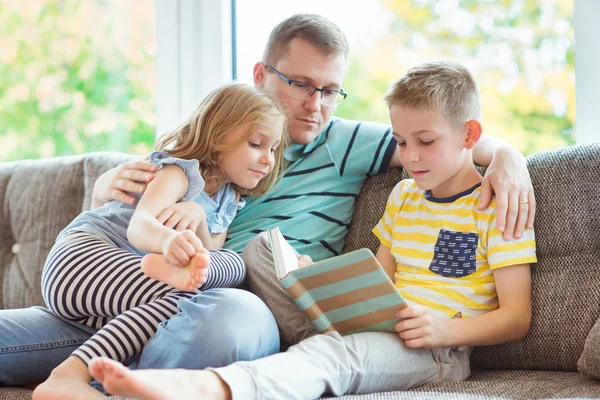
[
  {"x1": 213, "y1": 331, "x2": 472, "y2": 399},
  {"x1": 243, "y1": 233, "x2": 317, "y2": 347},
  {"x1": 138, "y1": 288, "x2": 280, "y2": 370},
  {"x1": 0, "y1": 306, "x2": 96, "y2": 386}
]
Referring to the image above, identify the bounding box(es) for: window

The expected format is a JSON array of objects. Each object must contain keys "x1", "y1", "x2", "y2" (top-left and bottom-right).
[
  {"x1": 0, "y1": 1, "x2": 156, "y2": 161},
  {"x1": 236, "y1": 0, "x2": 579, "y2": 155}
]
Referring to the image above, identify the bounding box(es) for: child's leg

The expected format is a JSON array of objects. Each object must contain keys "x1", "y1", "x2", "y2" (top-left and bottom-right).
[
  {"x1": 43, "y1": 233, "x2": 246, "y2": 364},
  {"x1": 37, "y1": 233, "x2": 245, "y2": 399},
  {"x1": 210, "y1": 332, "x2": 472, "y2": 399},
  {"x1": 141, "y1": 252, "x2": 210, "y2": 292},
  {"x1": 242, "y1": 232, "x2": 318, "y2": 347}
]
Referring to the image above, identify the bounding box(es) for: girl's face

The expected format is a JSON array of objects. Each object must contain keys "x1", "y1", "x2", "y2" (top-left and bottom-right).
[{"x1": 216, "y1": 114, "x2": 284, "y2": 190}]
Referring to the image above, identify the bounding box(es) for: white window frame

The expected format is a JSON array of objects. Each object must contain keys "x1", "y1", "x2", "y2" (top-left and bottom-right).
[
  {"x1": 574, "y1": 0, "x2": 599, "y2": 145},
  {"x1": 156, "y1": 1, "x2": 598, "y2": 145},
  {"x1": 156, "y1": 0, "x2": 233, "y2": 136}
]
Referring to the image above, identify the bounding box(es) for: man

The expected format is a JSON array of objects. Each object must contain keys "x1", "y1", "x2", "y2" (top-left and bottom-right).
[{"x1": 0, "y1": 14, "x2": 535, "y2": 390}]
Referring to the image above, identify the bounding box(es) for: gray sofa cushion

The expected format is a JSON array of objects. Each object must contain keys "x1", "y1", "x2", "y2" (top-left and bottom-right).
[
  {"x1": 578, "y1": 317, "x2": 600, "y2": 380},
  {"x1": 0, "y1": 156, "x2": 87, "y2": 308},
  {"x1": 0, "y1": 152, "x2": 137, "y2": 309}
]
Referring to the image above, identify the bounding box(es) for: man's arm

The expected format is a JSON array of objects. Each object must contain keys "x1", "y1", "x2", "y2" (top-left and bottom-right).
[
  {"x1": 389, "y1": 135, "x2": 535, "y2": 240},
  {"x1": 91, "y1": 160, "x2": 157, "y2": 209}
]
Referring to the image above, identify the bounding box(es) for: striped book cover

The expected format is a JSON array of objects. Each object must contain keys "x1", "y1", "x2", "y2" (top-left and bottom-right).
[{"x1": 268, "y1": 228, "x2": 407, "y2": 336}]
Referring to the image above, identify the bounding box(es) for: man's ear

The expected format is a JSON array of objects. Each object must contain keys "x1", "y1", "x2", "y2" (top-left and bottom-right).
[
  {"x1": 253, "y1": 62, "x2": 267, "y2": 87},
  {"x1": 464, "y1": 120, "x2": 482, "y2": 149}
]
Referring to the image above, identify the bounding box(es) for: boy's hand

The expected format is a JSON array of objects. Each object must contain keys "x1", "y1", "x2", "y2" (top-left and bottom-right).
[
  {"x1": 162, "y1": 230, "x2": 204, "y2": 268},
  {"x1": 478, "y1": 146, "x2": 535, "y2": 240},
  {"x1": 158, "y1": 202, "x2": 206, "y2": 232},
  {"x1": 297, "y1": 255, "x2": 313, "y2": 267},
  {"x1": 394, "y1": 305, "x2": 449, "y2": 349},
  {"x1": 92, "y1": 158, "x2": 157, "y2": 207}
]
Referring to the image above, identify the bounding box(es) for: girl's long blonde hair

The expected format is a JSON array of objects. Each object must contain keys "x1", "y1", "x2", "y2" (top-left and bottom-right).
[{"x1": 156, "y1": 83, "x2": 288, "y2": 197}]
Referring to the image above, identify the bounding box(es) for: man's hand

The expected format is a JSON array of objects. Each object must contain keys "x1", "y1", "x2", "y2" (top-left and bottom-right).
[
  {"x1": 394, "y1": 305, "x2": 449, "y2": 349},
  {"x1": 478, "y1": 146, "x2": 536, "y2": 240},
  {"x1": 92, "y1": 159, "x2": 157, "y2": 208},
  {"x1": 157, "y1": 202, "x2": 206, "y2": 232}
]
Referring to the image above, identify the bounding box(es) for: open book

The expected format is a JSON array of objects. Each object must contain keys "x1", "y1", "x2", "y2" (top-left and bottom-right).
[{"x1": 267, "y1": 227, "x2": 407, "y2": 335}]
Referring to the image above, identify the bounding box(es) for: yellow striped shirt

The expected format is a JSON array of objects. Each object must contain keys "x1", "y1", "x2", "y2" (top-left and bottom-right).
[{"x1": 372, "y1": 179, "x2": 537, "y2": 318}]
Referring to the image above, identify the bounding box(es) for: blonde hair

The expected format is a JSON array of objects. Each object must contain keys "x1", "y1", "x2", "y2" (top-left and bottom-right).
[
  {"x1": 263, "y1": 14, "x2": 349, "y2": 66},
  {"x1": 384, "y1": 61, "x2": 481, "y2": 129},
  {"x1": 156, "y1": 83, "x2": 288, "y2": 197}
]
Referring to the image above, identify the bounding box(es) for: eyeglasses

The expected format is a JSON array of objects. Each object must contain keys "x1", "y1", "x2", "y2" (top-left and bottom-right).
[{"x1": 265, "y1": 65, "x2": 347, "y2": 106}]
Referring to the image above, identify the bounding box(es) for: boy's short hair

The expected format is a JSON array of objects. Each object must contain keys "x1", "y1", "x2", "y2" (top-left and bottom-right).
[
  {"x1": 263, "y1": 14, "x2": 349, "y2": 66},
  {"x1": 384, "y1": 61, "x2": 481, "y2": 129}
]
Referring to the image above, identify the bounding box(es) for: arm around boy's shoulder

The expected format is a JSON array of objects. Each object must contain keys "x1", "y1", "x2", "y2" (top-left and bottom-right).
[{"x1": 267, "y1": 227, "x2": 406, "y2": 336}]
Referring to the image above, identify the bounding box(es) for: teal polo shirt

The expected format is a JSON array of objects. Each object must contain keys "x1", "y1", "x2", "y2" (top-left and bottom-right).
[{"x1": 225, "y1": 117, "x2": 396, "y2": 262}]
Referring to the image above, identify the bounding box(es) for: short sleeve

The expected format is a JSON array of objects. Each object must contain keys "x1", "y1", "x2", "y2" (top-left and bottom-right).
[
  {"x1": 372, "y1": 181, "x2": 406, "y2": 248},
  {"x1": 149, "y1": 151, "x2": 205, "y2": 202},
  {"x1": 326, "y1": 118, "x2": 396, "y2": 180},
  {"x1": 485, "y1": 202, "x2": 538, "y2": 270}
]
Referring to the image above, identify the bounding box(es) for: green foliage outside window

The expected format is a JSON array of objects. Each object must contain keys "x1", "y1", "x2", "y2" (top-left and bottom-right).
[
  {"x1": 0, "y1": 1, "x2": 156, "y2": 161},
  {"x1": 0, "y1": 0, "x2": 574, "y2": 161},
  {"x1": 336, "y1": 0, "x2": 575, "y2": 155}
]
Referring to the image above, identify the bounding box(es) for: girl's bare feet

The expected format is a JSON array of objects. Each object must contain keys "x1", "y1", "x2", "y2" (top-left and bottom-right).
[
  {"x1": 32, "y1": 356, "x2": 105, "y2": 400},
  {"x1": 89, "y1": 358, "x2": 230, "y2": 400},
  {"x1": 142, "y1": 251, "x2": 210, "y2": 291}
]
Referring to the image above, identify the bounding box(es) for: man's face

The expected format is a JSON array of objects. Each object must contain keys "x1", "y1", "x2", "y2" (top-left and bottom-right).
[
  {"x1": 254, "y1": 38, "x2": 347, "y2": 145},
  {"x1": 389, "y1": 105, "x2": 472, "y2": 198}
]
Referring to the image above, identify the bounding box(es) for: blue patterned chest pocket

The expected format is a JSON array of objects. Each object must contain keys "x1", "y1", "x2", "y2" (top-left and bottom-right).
[{"x1": 429, "y1": 229, "x2": 478, "y2": 278}]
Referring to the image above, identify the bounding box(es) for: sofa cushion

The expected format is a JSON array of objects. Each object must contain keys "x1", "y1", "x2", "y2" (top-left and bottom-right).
[
  {"x1": 470, "y1": 144, "x2": 600, "y2": 372},
  {"x1": 0, "y1": 152, "x2": 137, "y2": 309},
  {"x1": 344, "y1": 143, "x2": 600, "y2": 372},
  {"x1": 0, "y1": 155, "x2": 87, "y2": 309},
  {"x1": 578, "y1": 317, "x2": 600, "y2": 380}
]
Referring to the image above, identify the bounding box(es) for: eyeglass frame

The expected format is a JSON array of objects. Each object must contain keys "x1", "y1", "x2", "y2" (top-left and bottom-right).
[{"x1": 265, "y1": 65, "x2": 348, "y2": 106}]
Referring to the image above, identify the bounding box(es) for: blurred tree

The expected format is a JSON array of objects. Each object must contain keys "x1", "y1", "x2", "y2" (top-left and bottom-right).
[
  {"x1": 335, "y1": 0, "x2": 575, "y2": 155},
  {"x1": 0, "y1": 0, "x2": 156, "y2": 161}
]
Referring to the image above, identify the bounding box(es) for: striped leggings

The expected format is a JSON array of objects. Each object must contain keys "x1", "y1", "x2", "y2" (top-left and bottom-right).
[{"x1": 41, "y1": 232, "x2": 245, "y2": 365}]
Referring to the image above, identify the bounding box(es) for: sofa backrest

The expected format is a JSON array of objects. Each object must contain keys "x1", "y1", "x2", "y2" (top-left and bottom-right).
[
  {"x1": 0, "y1": 152, "x2": 135, "y2": 309},
  {"x1": 344, "y1": 143, "x2": 600, "y2": 372}
]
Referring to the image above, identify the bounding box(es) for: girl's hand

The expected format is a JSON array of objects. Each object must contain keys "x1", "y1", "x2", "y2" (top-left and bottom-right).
[
  {"x1": 162, "y1": 230, "x2": 204, "y2": 268},
  {"x1": 394, "y1": 305, "x2": 449, "y2": 349},
  {"x1": 297, "y1": 254, "x2": 313, "y2": 267},
  {"x1": 157, "y1": 202, "x2": 206, "y2": 232}
]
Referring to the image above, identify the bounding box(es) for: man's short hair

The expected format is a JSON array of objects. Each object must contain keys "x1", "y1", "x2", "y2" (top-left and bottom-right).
[
  {"x1": 385, "y1": 61, "x2": 481, "y2": 129},
  {"x1": 263, "y1": 14, "x2": 349, "y2": 66}
]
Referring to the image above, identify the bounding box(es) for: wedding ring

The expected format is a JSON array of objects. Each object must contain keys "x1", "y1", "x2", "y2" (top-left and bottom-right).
[{"x1": 518, "y1": 201, "x2": 529, "y2": 205}]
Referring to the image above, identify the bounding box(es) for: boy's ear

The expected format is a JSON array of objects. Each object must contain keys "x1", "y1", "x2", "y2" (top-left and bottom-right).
[{"x1": 464, "y1": 120, "x2": 482, "y2": 149}]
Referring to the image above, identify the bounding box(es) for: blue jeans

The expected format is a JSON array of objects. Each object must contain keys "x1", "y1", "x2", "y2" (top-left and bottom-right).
[
  {"x1": 138, "y1": 288, "x2": 280, "y2": 369},
  {"x1": 0, "y1": 288, "x2": 279, "y2": 385}
]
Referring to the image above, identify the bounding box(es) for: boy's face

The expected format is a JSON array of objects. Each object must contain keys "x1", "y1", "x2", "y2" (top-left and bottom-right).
[{"x1": 389, "y1": 105, "x2": 476, "y2": 198}]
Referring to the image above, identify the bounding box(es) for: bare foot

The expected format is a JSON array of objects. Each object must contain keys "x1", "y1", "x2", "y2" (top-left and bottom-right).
[
  {"x1": 32, "y1": 357, "x2": 105, "y2": 400},
  {"x1": 142, "y1": 252, "x2": 210, "y2": 291},
  {"x1": 89, "y1": 358, "x2": 230, "y2": 400}
]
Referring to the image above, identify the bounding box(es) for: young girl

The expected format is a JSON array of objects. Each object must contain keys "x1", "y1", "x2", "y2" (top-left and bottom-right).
[{"x1": 33, "y1": 83, "x2": 287, "y2": 399}]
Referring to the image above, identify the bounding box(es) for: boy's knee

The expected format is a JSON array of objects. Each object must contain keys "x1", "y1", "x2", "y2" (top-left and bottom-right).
[
  {"x1": 242, "y1": 232, "x2": 271, "y2": 261},
  {"x1": 139, "y1": 288, "x2": 279, "y2": 369}
]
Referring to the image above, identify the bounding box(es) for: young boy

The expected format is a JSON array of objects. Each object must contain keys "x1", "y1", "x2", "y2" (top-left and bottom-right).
[{"x1": 86, "y1": 61, "x2": 537, "y2": 400}]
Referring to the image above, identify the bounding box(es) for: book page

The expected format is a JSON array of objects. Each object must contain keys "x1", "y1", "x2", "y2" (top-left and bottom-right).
[{"x1": 268, "y1": 227, "x2": 299, "y2": 279}]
